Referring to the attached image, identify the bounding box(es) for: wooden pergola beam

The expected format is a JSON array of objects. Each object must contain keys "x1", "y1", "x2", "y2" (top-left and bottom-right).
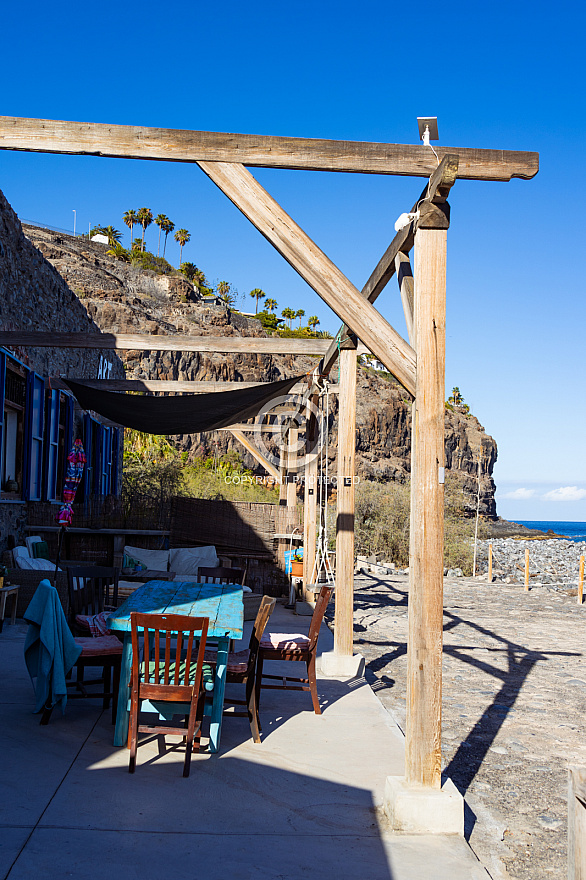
[
  {"x1": 228, "y1": 429, "x2": 280, "y2": 481},
  {"x1": 198, "y1": 161, "x2": 416, "y2": 395},
  {"x1": 0, "y1": 333, "x2": 366, "y2": 356},
  {"x1": 317, "y1": 154, "x2": 459, "y2": 379},
  {"x1": 0, "y1": 115, "x2": 539, "y2": 180},
  {"x1": 395, "y1": 252, "x2": 414, "y2": 345},
  {"x1": 51, "y1": 378, "x2": 339, "y2": 393}
]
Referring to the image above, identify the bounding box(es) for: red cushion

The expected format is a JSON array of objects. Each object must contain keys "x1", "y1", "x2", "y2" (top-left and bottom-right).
[
  {"x1": 75, "y1": 611, "x2": 111, "y2": 636},
  {"x1": 75, "y1": 635, "x2": 123, "y2": 657},
  {"x1": 204, "y1": 647, "x2": 250, "y2": 674}
]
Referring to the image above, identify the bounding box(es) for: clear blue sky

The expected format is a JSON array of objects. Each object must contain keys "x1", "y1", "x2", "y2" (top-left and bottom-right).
[{"x1": 1, "y1": 0, "x2": 584, "y2": 521}]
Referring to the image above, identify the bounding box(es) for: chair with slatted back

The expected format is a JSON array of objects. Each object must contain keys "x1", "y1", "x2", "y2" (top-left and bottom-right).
[
  {"x1": 67, "y1": 566, "x2": 120, "y2": 635},
  {"x1": 128, "y1": 612, "x2": 212, "y2": 777},
  {"x1": 204, "y1": 596, "x2": 275, "y2": 743},
  {"x1": 65, "y1": 566, "x2": 123, "y2": 723},
  {"x1": 197, "y1": 566, "x2": 245, "y2": 585},
  {"x1": 256, "y1": 585, "x2": 333, "y2": 715}
]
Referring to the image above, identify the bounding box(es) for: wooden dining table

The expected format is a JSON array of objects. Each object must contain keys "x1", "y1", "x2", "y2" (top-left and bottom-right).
[{"x1": 107, "y1": 580, "x2": 244, "y2": 753}]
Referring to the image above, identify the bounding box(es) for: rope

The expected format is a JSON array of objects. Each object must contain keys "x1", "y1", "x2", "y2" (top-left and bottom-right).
[{"x1": 309, "y1": 381, "x2": 335, "y2": 588}]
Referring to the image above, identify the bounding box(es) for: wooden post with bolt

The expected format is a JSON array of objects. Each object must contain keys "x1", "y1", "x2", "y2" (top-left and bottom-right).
[
  {"x1": 334, "y1": 347, "x2": 357, "y2": 657},
  {"x1": 524, "y1": 548, "x2": 530, "y2": 591},
  {"x1": 579, "y1": 556, "x2": 584, "y2": 606},
  {"x1": 488, "y1": 542, "x2": 493, "y2": 583},
  {"x1": 405, "y1": 201, "x2": 449, "y2": 789}
]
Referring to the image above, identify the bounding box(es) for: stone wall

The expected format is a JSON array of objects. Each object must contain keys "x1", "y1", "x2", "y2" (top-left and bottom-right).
[{"x1": 0, "y1": 189, "x2": 125, "y2": 553}]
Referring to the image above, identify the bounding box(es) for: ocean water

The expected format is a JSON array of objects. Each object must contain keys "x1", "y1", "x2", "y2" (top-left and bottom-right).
[{"x1": 514, "y1": 520, "x2": 586, "y2": 543}]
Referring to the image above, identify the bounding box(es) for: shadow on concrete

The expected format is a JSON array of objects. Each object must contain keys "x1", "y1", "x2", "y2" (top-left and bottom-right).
[
  {"x1": 0, "y1": 640, "x2": 395, "y2": 880},
  {"x1": 350, "y1": 573, "x2": 581, "y2": 841}
]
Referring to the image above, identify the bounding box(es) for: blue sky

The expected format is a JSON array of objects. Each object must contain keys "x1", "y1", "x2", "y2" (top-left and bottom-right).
[{"x1": 1, "y1": 0, "x2": 584, "y2": 521}]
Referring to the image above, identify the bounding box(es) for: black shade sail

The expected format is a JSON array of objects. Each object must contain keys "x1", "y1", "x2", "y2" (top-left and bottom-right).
[{"x1": 64, "y1": 376, "x2": 304, "y2": 435}]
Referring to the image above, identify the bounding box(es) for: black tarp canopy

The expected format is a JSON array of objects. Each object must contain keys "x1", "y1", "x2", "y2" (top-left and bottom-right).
[{"x1": 64, "y1": 375, "x2": 303, "y2": 435}]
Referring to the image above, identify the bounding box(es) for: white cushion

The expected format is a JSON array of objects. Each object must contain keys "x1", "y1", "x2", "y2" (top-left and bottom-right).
[
  {"x1": 123, "y1": 545, "x2": 170, "y2": 572},
  {"x1": 18, "y1": 556, "x2": 60, "y2": 572},
  {"x1": 169, "y1": 546, "x2": 218, "y2": 576},
  {"x1": 13, "y1": 546, "x2": 31, "y2": 567},
  {"x1": 25, "y1": 536, "x2": 43, "y2": 555}
]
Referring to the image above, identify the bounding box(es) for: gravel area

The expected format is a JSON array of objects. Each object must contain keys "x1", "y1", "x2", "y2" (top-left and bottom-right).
[
  {"x1": 338, "y1": 570, "x2": 586, "y2": 880},
  {"x1": 477, "y1": 538, "x2": 586, "y2": 587}
]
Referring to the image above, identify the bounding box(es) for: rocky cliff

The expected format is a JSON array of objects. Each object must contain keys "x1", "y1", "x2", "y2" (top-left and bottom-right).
[{"x1": 14, "y1": 211, "x2": 497, "y2": 517}]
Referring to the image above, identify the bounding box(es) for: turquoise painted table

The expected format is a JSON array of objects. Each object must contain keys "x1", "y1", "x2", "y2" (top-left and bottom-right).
[{"x1": 107, "y1": 580, "x2": 243, "y2": 753}]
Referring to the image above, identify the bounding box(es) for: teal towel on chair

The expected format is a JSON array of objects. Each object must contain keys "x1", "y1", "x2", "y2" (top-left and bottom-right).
[{"x1": 24, "y1": 579, "x2": 82, "y2": 714}]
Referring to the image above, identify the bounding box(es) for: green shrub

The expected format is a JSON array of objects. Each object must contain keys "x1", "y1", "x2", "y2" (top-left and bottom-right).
[{"x1": 324, "y1": 472, "x2": 486, "y2": 573}]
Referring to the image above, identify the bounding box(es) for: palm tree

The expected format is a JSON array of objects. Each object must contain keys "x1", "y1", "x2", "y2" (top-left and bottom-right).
[
  {"x1": 154, "y1": 214, "x2": 169, "y2": 257},
  {"x1": 307, "y1": 315, "x2": 320, "y2": 332},
  {"x1": 249, "y1": 288, "x2": 266, "y2": 314},
  {"x1": 162, "y1": 218, "x2": 175, "y2": 258},
  {"x1": 180, "y1": 262, "x2": 198, "y2": 281},
  {"x1": 265, "y1": 297, "x2": 278, "y2": 313},
  {"x1": 102, "y1": 225, "x2": 123, "y2": 246},
  {"x1": 216, "y1": 281, "x2": 235, "y2": 306},
  {"x1": 449, "y1": 387, "x2": 463, "y2": 406},
  {"x1": 192, "y1": 268, "x2": 208, "y2": 289},
  {"x1": 295, "y1": 308, "x2": 305, "y2": 328},
  {"x1": 281, "y1": 307, "x2": 295, "y2": 329},
  {"x1": 174, "y1": 228, "x2": 190, "y2": 264},
  {"x1": 123, "y1": 210, "x2": 137, "y2": 247},
  {"x1": 136, "y1": 207, "x2": 153, "y2": 252}
]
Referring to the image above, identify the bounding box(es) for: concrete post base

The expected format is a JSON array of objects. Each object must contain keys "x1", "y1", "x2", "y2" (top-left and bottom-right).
[
  {"x1": 383, "y1": 776, "x2": 464, "y2": 835},
  {"x1": 319, "y1": 651, "x2": 365, "y2": 678}
]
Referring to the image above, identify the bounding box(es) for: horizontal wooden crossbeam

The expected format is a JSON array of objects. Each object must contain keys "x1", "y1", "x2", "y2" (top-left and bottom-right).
[
  {"x1": 0, "y1": 332, "x2": 368, "y2": 356},
  {"x1": 51, "y1": 378, "x2": 339, "y2": 393},
  {"x1": 0, "y1": 115, "x2": 539, "y2": 180}
]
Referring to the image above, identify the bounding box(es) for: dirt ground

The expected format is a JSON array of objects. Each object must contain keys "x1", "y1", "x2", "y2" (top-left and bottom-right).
[{"x1": 339, "y1": 571, "x2": 586, "y2": 880}]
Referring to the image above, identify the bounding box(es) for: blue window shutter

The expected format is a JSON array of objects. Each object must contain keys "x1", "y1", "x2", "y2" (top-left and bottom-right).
[
  {"x1": 24, "y1": 372, "x2": 45, "y2": 501},
  {"x1": 44, "y1": 389, "x2": 60, "y2": 501},
  {"x1": 111, "y1": 428, "x2": 120, "y2": 496},
  {"x1": 0, "y1": 352, "x2": 5, "y2": 486},
  {"x1": 83, "y1": 414, "x2": 93, "y2": 497},
  {"x1": 64, "y1": 395, "x2": 74, "y2": 453},
  {"x1": 94, "y1": 422, "x2": 103, "y2": 496},
  {"x1": 103, "y1": 426, "x2": 112, "y2": 495}
]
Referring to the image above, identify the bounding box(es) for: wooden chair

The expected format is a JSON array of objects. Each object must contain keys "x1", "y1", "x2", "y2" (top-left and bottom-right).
[
  {"x1": 64, "y1": 566, "x2": 123, "y2": 724},
  {"x1": 67, "y1": 566, "x2": 120, "y2": 633},
  {"x1": 256, "y1": 585, "x2": 333, "y2": 715},
  {"x1": 204, "y1": 596, "x2": 275, "y2": 743},
  {"x1": 197, "y1": 566, "x2": 245, "y2": 585},
  {"x1": 128, "y1": 612, "x2": 211, "y2": 777}
]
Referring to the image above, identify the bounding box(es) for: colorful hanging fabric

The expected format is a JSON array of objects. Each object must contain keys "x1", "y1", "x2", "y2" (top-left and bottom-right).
[{"x1": 56, "y1": 439, "x2": 86, "y2": 525}]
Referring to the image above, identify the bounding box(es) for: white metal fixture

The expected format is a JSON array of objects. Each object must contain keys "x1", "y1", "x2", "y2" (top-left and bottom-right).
[{"x1": 417, "y1": 117, "x2": 439, "y2": 146}]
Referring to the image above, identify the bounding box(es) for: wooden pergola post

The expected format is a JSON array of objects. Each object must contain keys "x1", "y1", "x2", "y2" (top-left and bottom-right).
[
  {"x1": 405, "y1": 201, "x2": 449, "y2": 789},
  {"x1": 303, "y1": 394, "x2": 319, "y2": 600},
  {"x1": 322, "y1": 347, "x2": 362, "y2": 676},
  {"x1": 335, "y1": 348, "x2": 357, "y2": 656}
]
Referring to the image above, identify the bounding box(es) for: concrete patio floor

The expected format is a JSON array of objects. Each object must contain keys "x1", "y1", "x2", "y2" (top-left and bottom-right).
[{"x1": 0, "y1": 602, "x2": 490, "y2": 880}]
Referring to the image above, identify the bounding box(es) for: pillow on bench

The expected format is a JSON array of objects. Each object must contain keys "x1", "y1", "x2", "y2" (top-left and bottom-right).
[
  {"x1": 169, "y1": 546, "x2": 218, "y2": 576},
  {"x1": 123, "y1": 545, "x2": 170, "y2": 572}
]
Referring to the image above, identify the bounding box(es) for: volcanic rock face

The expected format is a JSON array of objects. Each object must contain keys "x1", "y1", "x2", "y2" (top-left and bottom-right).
[
  {"x1": 0, "y1": 192, "x2": 123, "y2": 380},
  {"x1": 16, "y1": 214, "x2": 497, "y2": 518}
]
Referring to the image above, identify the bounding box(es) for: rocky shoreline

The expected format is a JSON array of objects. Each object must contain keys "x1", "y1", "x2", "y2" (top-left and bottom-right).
[{"x1": 476, "y1": 538, "x2": 585, "y2": 588}]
